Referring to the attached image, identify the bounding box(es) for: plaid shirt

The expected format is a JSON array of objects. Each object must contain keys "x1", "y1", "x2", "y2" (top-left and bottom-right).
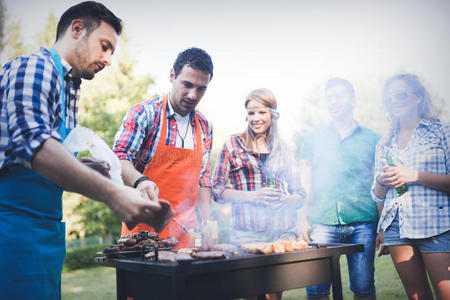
[
  {"x1": 0, "y1": 47, "x2": 81, "y2": 170},
  {"x1": 212, "y1": 135, "x2": 303, "y2": 232},
  {"x1": 113, "y1": 95, "x2": 213, "y2": 187},
  {"x1": 373, "y1": 119, "x2": 450, "y2": 239}
]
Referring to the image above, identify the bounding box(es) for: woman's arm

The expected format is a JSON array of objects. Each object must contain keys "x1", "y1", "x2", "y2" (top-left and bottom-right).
[{"x1": 383, "y1": 164, "x2": 450, "y2": 193}]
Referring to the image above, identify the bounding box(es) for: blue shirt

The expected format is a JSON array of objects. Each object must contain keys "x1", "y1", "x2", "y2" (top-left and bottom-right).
[
  {"x1": 373, "y1": 119, "x2": 450, "y2": 239},
  {"x1": 300, "y1": 123, "x2": 380, "y2": 225},
  {"x1": 0, "y1": 47, "x2": 81, "y2": 170}
]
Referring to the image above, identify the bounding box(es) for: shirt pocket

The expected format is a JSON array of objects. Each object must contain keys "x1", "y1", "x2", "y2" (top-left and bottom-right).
[
  {"x1": 414, "y1": 135, "x2": 446, "y2": 173},
  {"x1": 229, "y1": 150, "x2": 252, "y2": 172}
]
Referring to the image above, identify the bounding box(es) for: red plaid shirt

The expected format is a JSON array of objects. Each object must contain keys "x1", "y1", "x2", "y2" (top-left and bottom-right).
[{"x1": 212, "y1": 135, "x2": 303, "y2": 232}]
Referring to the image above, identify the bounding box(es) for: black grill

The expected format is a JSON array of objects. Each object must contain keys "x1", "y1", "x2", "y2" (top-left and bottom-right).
[{"x1": 95, "y1": 243, "x2": 363, "y2": 300}]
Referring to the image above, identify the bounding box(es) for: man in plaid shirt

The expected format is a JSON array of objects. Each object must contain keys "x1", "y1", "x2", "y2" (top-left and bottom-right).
[
  {"x1": 114, "y1": 47, "x2": 214, "y2": 248},
  {"x1": 0, "y1": 2, "x2": 171, "y2": 298}
]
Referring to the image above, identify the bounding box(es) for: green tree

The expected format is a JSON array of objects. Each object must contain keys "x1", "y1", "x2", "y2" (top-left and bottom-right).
[
  {"x1": 0, "y1": 0, "x2": 5, "y2": 54},
  {"x1": 63, "y1": 31, "x2": 155, "y2": 239},
  {"x1": 0, "y1": 1, "x2": 30, "y2": 66}
]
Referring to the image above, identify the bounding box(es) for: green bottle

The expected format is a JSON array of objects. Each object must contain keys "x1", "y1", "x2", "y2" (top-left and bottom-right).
[{"x1": 385, "y1": 155, "x2": 408, "y2": 196}]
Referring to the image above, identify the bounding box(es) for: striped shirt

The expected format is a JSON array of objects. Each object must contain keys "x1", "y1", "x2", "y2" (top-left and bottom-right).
[
  {"x1": 212, "y1": 135, "x2": 303, "y2": 232},
  {"x1": 0, "y1": 47, "x2": 81, "y2": 170},
  {"x1": 113, "y1": 95, "x2": 213, "y2": 187},
  {"x1": 373, "y1": 119, "x2": 450, "y2": 238}
]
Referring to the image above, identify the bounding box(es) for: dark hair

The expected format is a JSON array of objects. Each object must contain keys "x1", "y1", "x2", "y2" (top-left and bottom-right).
[
  {"x1": 325, "y1": 77, "x2": 355, "y2": 97},
  {"x1": 173, "y1": 47, "x2": 213, "y2": 80},
  {"x1": 56, "y1": 1, "x2": 122, "y2": 41}
]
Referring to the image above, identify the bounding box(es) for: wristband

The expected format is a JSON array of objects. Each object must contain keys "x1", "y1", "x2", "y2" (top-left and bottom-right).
[{"x1": 133, "y1": 176, "x2": 151, "y2": 188}]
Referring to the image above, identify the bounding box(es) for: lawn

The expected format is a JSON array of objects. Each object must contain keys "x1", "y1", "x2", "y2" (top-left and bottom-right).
[{"x1": 62, "y1": 254, "x2": 408, "y2": 299}]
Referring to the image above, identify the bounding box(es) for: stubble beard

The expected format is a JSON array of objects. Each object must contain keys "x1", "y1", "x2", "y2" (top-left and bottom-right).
[{"x1": 73, "y1": 40, "x2": 95, "y2": 80}]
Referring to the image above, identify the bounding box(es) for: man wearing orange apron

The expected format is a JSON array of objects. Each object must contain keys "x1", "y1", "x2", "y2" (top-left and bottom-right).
[{"x1": 114, "y1": 48, "x2": 214, "y2": 248}]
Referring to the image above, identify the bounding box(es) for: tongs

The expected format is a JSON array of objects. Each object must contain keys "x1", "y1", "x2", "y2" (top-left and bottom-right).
[{"x1": 173, "y1": 217, "x2": 202, "y2": 245}]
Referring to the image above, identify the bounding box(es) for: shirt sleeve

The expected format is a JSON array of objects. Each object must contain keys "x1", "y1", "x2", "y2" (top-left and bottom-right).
[
  {"x1": 113, "y1": 103, "x2": 149, "y2": 162},
  {"x1": 199, "y1": 120, "x2": 213, "y2": 188},
  {"x1": 441, "y1": 123, "x2": 450, "y2": 173},
  {"x1": 212, "y1": 140, "x2": 232, "y2": 202},
  {"x1": 5, "y1": 54, "x2": 61, "y2": 168}
]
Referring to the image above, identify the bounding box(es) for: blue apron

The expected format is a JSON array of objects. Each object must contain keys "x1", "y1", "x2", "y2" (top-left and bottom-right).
[{"x1": 0, "y1": 48, "x2": 72, "y2": 299}]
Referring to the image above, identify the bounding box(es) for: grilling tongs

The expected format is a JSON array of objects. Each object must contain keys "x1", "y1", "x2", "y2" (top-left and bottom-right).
[{"x1": 173, "y1": 217, "x2": 201, "y2": 241}]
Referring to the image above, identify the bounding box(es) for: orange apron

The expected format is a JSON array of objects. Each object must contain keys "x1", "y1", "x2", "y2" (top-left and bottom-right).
[{"x1": 121, "y1": 94, "x2": 203, "y2": 248}]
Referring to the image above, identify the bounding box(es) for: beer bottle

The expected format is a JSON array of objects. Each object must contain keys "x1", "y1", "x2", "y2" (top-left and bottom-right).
[{"x1": 386, "y1": 155, "x2": 408, "y2": 196}]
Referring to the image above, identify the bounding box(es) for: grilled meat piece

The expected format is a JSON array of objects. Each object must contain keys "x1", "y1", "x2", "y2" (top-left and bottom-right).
[
  {"x1": 177, "y1": 248, "x2": 194, "y2": 255},
  {"x1": 191, "y1": 251, "x2": 227, "y2": 260},
  {"x1": 209, "y1": 243, "x2": 240, "y2": 255},
  {"x1": 241, "y1": 242, "x2": 274, "y2": 255},
  {"x1": 145, "y1": 251, "x2": 177, "y2": 263}
]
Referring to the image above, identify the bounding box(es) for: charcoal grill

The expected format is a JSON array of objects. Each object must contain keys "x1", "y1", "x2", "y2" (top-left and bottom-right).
[{"x1": 95, "y1": 243, "x2": 363, "y2": 300}]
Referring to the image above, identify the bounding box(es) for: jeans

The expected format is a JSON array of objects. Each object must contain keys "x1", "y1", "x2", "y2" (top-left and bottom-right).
[
  {"x1": 306, "y1": 222, "x2": 377, "y2": 297},
  {"x1": 383, "y1": 212, "x2": 450, "y2": 253}
]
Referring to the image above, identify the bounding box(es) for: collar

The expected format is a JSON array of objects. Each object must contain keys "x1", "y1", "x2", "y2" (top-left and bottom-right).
[
  {"x1": 43, "y1": 47, "x2": 81, "y2": 88},
  {"x1": 328, "y1": 120, "x2": 361, "y2": 136},
  {"x1": 166, "y1": 93, "x2": 196, "y2": 124},
  {"x1": 418, "y1": 118, "x2": 432, "y2": 128}
]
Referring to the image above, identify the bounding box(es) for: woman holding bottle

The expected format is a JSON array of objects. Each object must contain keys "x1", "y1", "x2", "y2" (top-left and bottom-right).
[{"x1": 372, "y1": 74, "x2": 450, "y2": 300}]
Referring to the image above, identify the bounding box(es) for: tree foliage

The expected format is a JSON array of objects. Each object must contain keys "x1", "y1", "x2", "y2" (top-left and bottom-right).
[
  {"x1": 0, "y1": 0, "x2": 5, "y2": 53},
  {"x1": 0, "y1": 1, "x2": 30, "y2": 66}
]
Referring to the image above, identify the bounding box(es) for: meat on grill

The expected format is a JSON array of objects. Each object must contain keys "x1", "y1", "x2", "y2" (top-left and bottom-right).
[
  {"x1": 190, "y1": 251, "x2": 227, "y2": 260},
  {"x1": 103, "y1": 230, "x2": 178, "y2": 253},
  {"x1": 242, "y1": 239, "x2": 308, "y2": 255}
]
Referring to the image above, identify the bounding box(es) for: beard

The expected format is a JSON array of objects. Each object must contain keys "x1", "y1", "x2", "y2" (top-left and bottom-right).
[{"x1": 73, "y1": 39, "x2": 96, "y2": 80}]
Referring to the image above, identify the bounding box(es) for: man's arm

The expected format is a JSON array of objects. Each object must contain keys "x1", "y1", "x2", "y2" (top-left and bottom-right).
[
  {"x1": 120, "y1": 159, "x2": 159, "y2": 201},
  {"x1": 197, "y1": 187, "x2": 211, "y2": 223},
  {"x1": 33, "y1": 138, "x2": 171, "y2": 230}
]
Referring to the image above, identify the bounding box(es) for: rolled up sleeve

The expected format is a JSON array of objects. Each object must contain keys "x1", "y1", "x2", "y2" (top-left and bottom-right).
[{"x1": 6, "y1": 55, "x2": 60, "y2": 168}]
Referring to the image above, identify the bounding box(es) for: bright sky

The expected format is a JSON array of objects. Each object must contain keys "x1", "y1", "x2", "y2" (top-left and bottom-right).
[{"x1": 4, "y1": 0, "x2": 450, "y2": 147}]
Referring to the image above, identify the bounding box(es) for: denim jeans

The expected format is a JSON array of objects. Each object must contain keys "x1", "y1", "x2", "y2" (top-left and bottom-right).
[
  {"x1": 306, "y1": 222, "x2": 377, "y2": 297},
  {"x1": 383, "y1": 212, "x2": 450, "y2": 253}
]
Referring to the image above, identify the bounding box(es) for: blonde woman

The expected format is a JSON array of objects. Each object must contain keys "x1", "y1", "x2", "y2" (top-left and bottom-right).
[
  {"x1": 373, "y1": 74, "x2": 450, "y2": 300},
  {"x1": 213, "y1": 88, "x2": 305, "y2": 300}
]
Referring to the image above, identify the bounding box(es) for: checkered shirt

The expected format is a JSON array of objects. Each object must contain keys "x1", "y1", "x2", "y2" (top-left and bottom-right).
[
  {"x1": 0, "y1": 47, "x2": 80, "y2": 170},
  {"x1": 373, "y1": 119, "x2": 450, "y2": 238},
  {"x1": 212, "y1": 135, "x2": 303, "y2": 232}
]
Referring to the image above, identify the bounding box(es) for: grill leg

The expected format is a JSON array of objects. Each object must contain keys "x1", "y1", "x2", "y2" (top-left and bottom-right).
[{"x1": 330, "y1": 255, "x2": 343, "y2": 300}]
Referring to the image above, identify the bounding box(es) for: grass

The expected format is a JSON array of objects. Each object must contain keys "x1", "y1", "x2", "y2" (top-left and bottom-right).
[{"x1": 62, "y1": 255, "x2": 408, "y2": 299}]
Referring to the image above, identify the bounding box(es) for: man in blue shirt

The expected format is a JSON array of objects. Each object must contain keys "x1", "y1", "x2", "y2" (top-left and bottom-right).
[
  {"x1": 0, "y1": 2, "x2": 172, "y2": 299},
  {"x1": 298, "y1": 78, "x2": 380, "y2": 300}
]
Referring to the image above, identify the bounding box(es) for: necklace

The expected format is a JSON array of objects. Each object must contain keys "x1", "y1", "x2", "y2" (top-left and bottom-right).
[{"x1": 176, "y1": 121, "x2": 190, "y2": 148}]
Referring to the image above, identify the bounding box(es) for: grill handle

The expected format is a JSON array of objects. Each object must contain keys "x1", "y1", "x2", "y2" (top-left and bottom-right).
[{"x1": 141, "y1": 243, "x2": 158, "y2": 261}]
